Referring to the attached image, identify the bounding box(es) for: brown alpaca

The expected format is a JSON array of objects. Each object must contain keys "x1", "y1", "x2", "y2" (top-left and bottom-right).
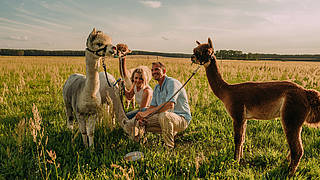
[
  {"x1": 191, "y1": 38, "x2": 320, "y2": 176},
  {"x1": 116, "y1": 43, "x2": 133, "y2": 88},
  {"x1": 116, "y1": 43, "x2": 135, "y2": 108},
  {"x1": 116, "y1": 43, "x2": 132, "y2": 57}
]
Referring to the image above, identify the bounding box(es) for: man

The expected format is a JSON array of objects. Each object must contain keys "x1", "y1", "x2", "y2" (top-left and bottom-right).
[{"x1": 135, "y1": 62, "x2": 192, "y2": 148}]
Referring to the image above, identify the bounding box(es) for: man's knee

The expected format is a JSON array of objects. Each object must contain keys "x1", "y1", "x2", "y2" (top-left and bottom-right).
[{"x1": 159, "y1": 112, "x2": 170, "y2": 127}]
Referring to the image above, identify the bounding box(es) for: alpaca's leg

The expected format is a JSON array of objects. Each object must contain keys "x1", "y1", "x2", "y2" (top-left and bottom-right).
[
  {"x1": 105, "y1": 95, "x2": 115, "y2": 125},
  {"x1": 125, "y1": 99, "x2": 130, "y2": 109},
  {"x1": 132, "y1": 97, "x2": 136, "y2": 108},
  {"x1": 284, "y1": 124, "x2": 303, "y2": 176},
  {"x1": 239, "y1": 121, "x2": 247, "y2": 159},
  {"x1": 281, "y1": 96, "x2": 306, "y2": 176},
  {"x1": 77, "y1": 114, "x2": 88, "y2": 147},
  {"x1": 286, "y1": 151, "x2": 291, "y2": 162},
  {"x1": 229, "y1": 105, "x2": 246, "y2": 161},
  {"x1": 65, "y1": 104, "x2": 74, "y2": 130},
  {"x1": 87, "y1": 114, "x2": 96, "y2": 147},
  {"x1": 282, "y1": 118, "x2": 304, "y2": 176},
  {"x1": 233, "y1": 118, "x2": 247, "y2": 161}
]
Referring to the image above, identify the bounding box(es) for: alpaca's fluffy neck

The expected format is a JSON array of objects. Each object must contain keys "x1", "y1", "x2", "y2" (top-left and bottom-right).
[
  {"x1": 119, "y1": 57, "x2": 127, "y2": 79},
  {"x1": 119, "y1": 57, "x2": 132, "y2": 89},
  {"x1": 205, "y1": 57, "x2": 229, "y2": 100},
  {"x1": 84, "y1": 52, "x2": 100, "y2": 97}
]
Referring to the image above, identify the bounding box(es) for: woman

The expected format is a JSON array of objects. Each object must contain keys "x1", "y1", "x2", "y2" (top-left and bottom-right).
[{"x1": 125, "y1": 68, "x2": 153, "y2": 119}]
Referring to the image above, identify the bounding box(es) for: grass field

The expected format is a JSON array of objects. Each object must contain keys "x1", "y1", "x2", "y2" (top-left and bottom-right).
[{"x1": 1, "y1": 55, "x2": 320, "y2": 179}]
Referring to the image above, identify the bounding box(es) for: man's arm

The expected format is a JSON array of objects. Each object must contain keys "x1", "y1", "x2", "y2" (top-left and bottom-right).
[{"x1": 135, "y1": 101, "x2": 175, "y2": 120}]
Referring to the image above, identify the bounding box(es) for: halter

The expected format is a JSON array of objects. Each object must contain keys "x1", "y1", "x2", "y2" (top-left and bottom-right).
[
  {"x1": 199, "y1": 52, "x2": 215, "y2": 65},
  {"x1": 86, "y1": 45, "x2": 108, "y2": 57}
]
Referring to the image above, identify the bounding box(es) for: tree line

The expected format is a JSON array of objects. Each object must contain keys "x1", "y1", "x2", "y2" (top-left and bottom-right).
[
  {"x1": 0, "y1": 49, "x2": 84, "y2": 56},
  {"x1": 0, "y1": 49, "x2": 191, "y2": 58},
  {"x1": 215, "y1": 50, "x2": 320, "y2": 61},
  {"x1": 1, "y1": 49, "x2": 320, "y2": 61}
]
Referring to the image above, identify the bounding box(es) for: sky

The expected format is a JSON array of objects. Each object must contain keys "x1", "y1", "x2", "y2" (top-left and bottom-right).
[{"x1": 0, "y1": 0, "x2": 319, "y2": 54}]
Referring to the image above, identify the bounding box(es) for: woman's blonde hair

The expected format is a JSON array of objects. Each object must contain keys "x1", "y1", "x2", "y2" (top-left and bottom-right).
[{"x1": 131, "y1": 68, "x2": 148, "y2": 88}]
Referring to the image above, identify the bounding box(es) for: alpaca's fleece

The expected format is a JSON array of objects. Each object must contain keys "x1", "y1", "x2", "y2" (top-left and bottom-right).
[
  {"x1": 63, "y1": 28, "x2": 115, "y2": 148},
  {"x1": 99, "y1": 72, "x2": 116, "y2": 104}
]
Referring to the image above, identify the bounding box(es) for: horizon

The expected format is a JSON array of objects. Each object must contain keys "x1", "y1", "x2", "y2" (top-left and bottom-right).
[
  {"x1": 1, "y1": 0, "x2": 320, "y2": 55},
  {"x1": 2, "y1": 48, "x2": 320, "y2": 56}
]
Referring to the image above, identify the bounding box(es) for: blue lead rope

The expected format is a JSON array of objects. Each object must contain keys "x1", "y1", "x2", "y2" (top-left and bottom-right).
[{"x1": 113, "y1": 78, "x2": 122, "y2": 87}]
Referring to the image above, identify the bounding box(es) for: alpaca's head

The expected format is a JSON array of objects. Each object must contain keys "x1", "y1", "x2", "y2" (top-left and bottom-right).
[
  {"x1": 191, "y1": 38, "x2": 215, "y2": 65},
  {"x1": 116, "y1": 43, "x2": 132, "y2": 57},
  {"x1": 86, "y1": 28, "x2": 116, "y2": 57},
  {"x1": 122, "y1": 118, "x2": 141, "y2": 142}
]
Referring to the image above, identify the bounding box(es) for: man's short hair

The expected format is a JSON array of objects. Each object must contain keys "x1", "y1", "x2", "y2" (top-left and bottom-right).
[{"x1": 152, "y1": 62, "x2": 166, "y2": 71}]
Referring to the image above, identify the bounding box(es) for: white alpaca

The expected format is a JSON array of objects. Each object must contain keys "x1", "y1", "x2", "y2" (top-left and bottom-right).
[
  {"x1": 63, "y1": 28, "x2": 115, "y2": 147},
  {"x1": 98, "y1": 71, "x2": 116, "y2": 123}
]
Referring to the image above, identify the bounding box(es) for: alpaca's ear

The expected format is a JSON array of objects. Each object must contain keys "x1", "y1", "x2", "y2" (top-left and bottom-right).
[
  {"x1": 208, "y1": 38, "x2": 213, "y2": 48},
  {"x1": 89, "y1": 28, "x2": 98, "y2": 42},
  {"x1": 91, "y1": 28, "x2": 97, "y2": 35},
  {"x1": 196, "y1": 41, "x2": 201, "y2": 45}
]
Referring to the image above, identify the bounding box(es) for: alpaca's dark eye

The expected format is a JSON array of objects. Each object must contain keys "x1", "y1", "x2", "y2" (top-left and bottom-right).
[{"x1": 97, "y1": 43, "x2": 103, "y2": 47}]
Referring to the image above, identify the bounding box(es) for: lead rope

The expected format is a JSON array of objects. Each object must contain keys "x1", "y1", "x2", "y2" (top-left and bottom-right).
[
  {"x1": 101, "y1": 56, "x2": 112, "y2": 87},
  {"x1": 101, "y1": 56, "x2": 127, "y2": 112},
  {"x1": 119, "y1": 79, "x2": 126, "y2": 112}
]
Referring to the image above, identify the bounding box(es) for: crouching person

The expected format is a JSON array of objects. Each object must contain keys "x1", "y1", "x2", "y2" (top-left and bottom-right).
[{"x1": 135, "y1": 62, "x2": 191, "y2": 148}]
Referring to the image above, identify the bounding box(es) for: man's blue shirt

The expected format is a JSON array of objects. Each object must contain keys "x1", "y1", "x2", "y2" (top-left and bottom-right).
[{"x1": 150, "y1": 76, "x2": 192, "y2": 123}]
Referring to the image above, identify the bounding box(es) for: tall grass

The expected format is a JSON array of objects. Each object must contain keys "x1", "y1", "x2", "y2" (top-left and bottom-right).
[{"x1": 1, "y1": 56, "x2": 320, "y2": 179}]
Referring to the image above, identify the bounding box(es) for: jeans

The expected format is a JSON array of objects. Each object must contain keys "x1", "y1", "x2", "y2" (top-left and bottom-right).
[{"x1": 126, "y1": 107, "x2": 147, "y2": 119}]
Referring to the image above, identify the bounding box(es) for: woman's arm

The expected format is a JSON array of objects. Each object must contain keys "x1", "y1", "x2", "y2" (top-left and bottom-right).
[{"x1": 124, "y1": 83, "x2": 135, "y2": 100}]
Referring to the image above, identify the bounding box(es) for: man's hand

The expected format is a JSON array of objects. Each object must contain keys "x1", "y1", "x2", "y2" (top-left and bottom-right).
[{"x1": 135, "y1": 111, "x2": 149, "y2": 125}]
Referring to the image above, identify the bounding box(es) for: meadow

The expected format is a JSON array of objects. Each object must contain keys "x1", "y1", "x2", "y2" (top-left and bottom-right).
[{"x1": 1, "y1": 55, "x2": 320, "y2": 179}]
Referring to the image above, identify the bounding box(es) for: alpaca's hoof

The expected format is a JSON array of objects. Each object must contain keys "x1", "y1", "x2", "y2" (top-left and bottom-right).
[
  {"x1": 286, "y1": 151, "x2": 291, "y2": 161},
  {"x1": 288, "y1": 170, "x2": 296, "y2": 178},
  {"x1": 67, "y1": 122, "x2": 74, "y2": 130},
  {"x1": 288, "y1": 165, "x2": 297, "y2": 177}
]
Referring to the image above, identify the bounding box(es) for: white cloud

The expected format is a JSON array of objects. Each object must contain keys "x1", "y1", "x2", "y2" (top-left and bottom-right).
[
  {"x1": 7, "y1": 35, "x2": 29, "y2": 41},
  {"x1": 15, "y1": 14, "x2": 72, "y2": 30},
  {"x1": 0, "y1": 17, "x2": 55, "y2": 32},
  {"x1": 161, "y1": 36, "x2": 169, "y2": 40},
  {"x1": 14, "y1": 7, "x2": 72, "y2": 30},
  {"x1": 140, "y1": 1, "x2": 162, "y2": 8}
]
